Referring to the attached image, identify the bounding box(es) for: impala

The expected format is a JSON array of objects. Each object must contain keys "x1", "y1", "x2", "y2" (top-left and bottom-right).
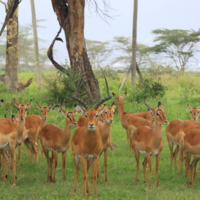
[
  {"x1": 22, "y1": 103, "x2": 57, "y2": 163},
  {"x1": 177, "y1": 120, "x2": 200, "y2": 176},
  {"x1": 98, "y1": 104, "x2": 116, "y2": 183},
  {"x1": 0, "y1": 99, "x2": 31, "y2": 185},
  {"x1": 166, "y1": 119, "x2": 184, "y2": 170},
  {"x1": 112, "y1": 92, "x2": 158, "y2": 147},
  {"x1": 71, "y1": 78, "x2": 112, "y2": 198},
  {"x1": 184, "y1": 128, "x2": 200, "y2": 187},
  {"x1": 187, "y1": 103, "x2": 200, "y2": 121},
  {"x1": 39, "y1": 106, "x2": 77, "y2": 183},
  {"x1": 131, "y1": 103, "x2": 168, "y2": 187}
]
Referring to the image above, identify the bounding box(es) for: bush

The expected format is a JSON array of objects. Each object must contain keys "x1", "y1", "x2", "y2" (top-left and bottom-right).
[
  {"x1": 44, "y1": 67, "x2": 86, "y2": 107},
  {"x1": 128, "y1": 78, "x2": 167, "y2": 103}
]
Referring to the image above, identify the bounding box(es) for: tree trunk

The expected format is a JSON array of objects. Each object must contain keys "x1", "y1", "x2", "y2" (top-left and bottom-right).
[
  {"x1": 30, "y1": 0, "x2": 42, "y2": 89},
  {"x1": 131, "y1": 0, "x2": 138, "y2": 86},
  {"x1": 51, "y1": 0, "x2": 100, "y2": 101},
  {"x1": 3, "y1": 0, "x2": 19, "y2": 91}
]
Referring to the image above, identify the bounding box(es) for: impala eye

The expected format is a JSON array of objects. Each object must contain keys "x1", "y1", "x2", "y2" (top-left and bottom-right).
[
  {"x1": 156, "y1": 113, "x2": 160, "y2": 116},
  {"x1": 190, "y1": 111, "x2": 192, "y2": 113},
  {"x1": 105, "y1": 111, "x2": 108, "y2": 114},
  {"x1": 85, "y1": 114, "x2": 88, "y2": 118},
  {"x1": 25, "y1": 108, "x2": 27, "y2": 111},
  {"x1": 95, "y1": 114, "x2": 99, "y2": 118},
  {"x1": 67, "y1": 115, "x2": 70, "y2": 119}
]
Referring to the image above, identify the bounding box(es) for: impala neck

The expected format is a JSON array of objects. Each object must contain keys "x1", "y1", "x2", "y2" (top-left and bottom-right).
[
  {"x1": 118, "y1": 98, "x2": 125, "y2": 121},
  {"x1": 63, "y1": 120, "x2": 72, "y2": 138},
  {"x1": 154, "y1": 122, "x2": 163, "y2": 139},
  {"x1": 101, "y1": 121, "x2": 111, "y2": 140},
  {"x1": 41, "y1": 119, "x2": 47, "y2": 129},
  {"x1": 17, "y1": 117, "x2": 26, "y2": 139}
]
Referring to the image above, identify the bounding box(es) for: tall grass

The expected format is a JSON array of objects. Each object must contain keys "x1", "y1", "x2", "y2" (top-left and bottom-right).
[{"x1": 1, "y1": 72, "x2": 200, "y2": 199}]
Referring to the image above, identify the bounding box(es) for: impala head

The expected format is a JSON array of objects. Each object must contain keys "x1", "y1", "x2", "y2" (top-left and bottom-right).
[
  {"x1": 59, "y1": 106, "x2": 77, "y2": 127},
  {"x1": 37, "y1": 102, "x2": 57, "y2": 120},
  {"x1": 187, "y1": 104, "x2": 200, "y2": 121},
  {"x1": 99, "y1": 104, "x2": 116, "y2": 124},
  {"x1": 10, "y1": 115, "x2": 19, "y2": 125},
  {"x1": 0, "y1": 99, "x2": 4, "y2": 106},
  {"x1": 146, "y1": 102, "x2": 168, "y2": 125},
  {"x1": 112, "y1": 92, "x2": 127, "y2": 105},
  {"x1": 72, "y1": 77, "x2": 112, "y2": 132},
  {"x1": 14, "y1": 98, "x2": 32, "y2": 121}
]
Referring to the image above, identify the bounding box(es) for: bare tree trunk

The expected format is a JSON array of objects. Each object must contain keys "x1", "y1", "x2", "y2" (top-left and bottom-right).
[
  {"x1": 51, "y1": 0, "x2": 100, "y2": 101},
  {"x1": 3, "y1": 0, "x2": 19, "y2": 91},
  {"x1": 30, "y1": 0, "x2": 42, "y2": 89},
  {"x1": 131, "y1": 0, "x2": 138, "y2": 86}
]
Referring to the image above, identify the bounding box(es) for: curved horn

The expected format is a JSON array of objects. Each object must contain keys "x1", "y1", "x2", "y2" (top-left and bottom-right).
[
  {"x1": 72, "y1": 79, "x2": 89, "y2": 110},
  {"x1": 94, "y1": 76, "x2": 112, "y2": 110}
]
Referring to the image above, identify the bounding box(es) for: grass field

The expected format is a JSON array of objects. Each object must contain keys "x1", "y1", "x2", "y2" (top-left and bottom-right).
[{"x1": 1, "y1": 71, "x2": 200, "y2": 199}]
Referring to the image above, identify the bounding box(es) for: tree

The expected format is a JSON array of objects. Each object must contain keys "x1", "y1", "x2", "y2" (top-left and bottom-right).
[
  {"x1": 145, "y1": 29, "x2": 200, "y2": 75},
  {"x1": 85, "y1": 39, "x2": 112, "y2": 70},
  {"x1": 0, "y1": 0, "x2": 19, "y2": 91},
  {"x1": 130, "y1": 0, "x2": 138, "y2": 86},
  {"x1": 30, "y1": 0, "x2": 42, "y2": 89},
  {"x1": 50, "y1": 0, "x2": 102, "y2": 101}
]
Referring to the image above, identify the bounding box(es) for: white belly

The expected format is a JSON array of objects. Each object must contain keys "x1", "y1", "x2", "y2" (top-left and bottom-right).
[{"x1": 0, "y1": 142, "x2": 10, "y2": 149}]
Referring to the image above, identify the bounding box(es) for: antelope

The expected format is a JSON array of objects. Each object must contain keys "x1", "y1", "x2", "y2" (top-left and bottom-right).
[
  {"x1": 98, "y1": 104, "x2": 116, "y2": 183},
  {"x1": 71, "y1": 78, "x2": 112, "y2": 198},
  {"x1": 187, "y1": 103, "x2": 200, "y2": 121},
  {"x1": 112, "y1": 92, "x2": 157, "y2": 147},
  {"x1": 178, "y1": 120, "x2": 200, "y2": 176},
  {"x1": 22, "y1": 103, "x2": 57, "y2": 164},
  {"x1": 39, "y1": 107, "x2": 77, "y2": 183},
  {"x1": 0, "y1": 99, "x2": 31, "y2": 185},
  {"x1": 131, "y1": 103, "x2": 168, "y2": 187},
  {"x1": 166, "y1": 119, "x2": 184, "y2": 170},
  {"x1": 184, "y1": 128, "x2": 200, "y2": 187}
]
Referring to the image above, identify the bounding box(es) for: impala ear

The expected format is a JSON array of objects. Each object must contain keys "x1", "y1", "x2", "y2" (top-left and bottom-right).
[
  {"x1": 75, "y1": 105, "x2": 85, "y2": 114},
  {"x1": 97, "y1": 108, "x2": 104, "y2": 116},
  {"x1": 59, "y1": 107, "x2": 67, "y2": 115},
  {"x1": 145, "y1": 104, "x2": 155, "y2": 113},
  {"x1": 36, "y1": 102, "x2": 42, "y2": 109},
  {"x1": 187, "y1": 104, "x2": 193, "y2": 111}
]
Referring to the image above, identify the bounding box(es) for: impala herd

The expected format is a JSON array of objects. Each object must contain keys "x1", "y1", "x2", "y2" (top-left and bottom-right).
[{"x1": 0, "y1": 88, "x2": 200, "y2": 197}]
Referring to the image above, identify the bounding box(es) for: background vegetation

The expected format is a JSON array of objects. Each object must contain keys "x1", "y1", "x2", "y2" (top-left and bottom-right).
[{"x1": 1, "y1": 71, "x2": 200, "y2": 199}]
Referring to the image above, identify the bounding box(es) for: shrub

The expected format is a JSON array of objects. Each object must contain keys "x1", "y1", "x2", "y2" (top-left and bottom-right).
[
  {"x1": 44, "y1": 67, "x2": 86, "y2": 107},
  {"x1": 128, "y1": 78, "x2": 167, "y2": 103}
]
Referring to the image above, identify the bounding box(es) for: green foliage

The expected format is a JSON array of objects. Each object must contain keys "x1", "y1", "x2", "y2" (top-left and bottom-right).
[
  {"x1": 94, "y1": 66, "x2": 119, "y2": 80},
  {"x1": 128, "y1": 78, "x2": 167, "y2": 103},
  {"x1": 44, "y1": 67, "x2": 85, "y2": 107},
  {"x1": 145, "y1": 28, "x2": 200, "y2": 73}
]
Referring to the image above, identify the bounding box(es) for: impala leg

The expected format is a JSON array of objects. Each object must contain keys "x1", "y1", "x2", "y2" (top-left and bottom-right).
[
  {"x1": 72, "y1": 155, "x2": 80, "y2": 194},
  {"x1": 92, "y1": 157, "x2": 99, "y2": 197},
  {"x1": 142, "y1": 157, "x2": 147, "y2": 184},
  {"x1": 133, "y1": 149, "x2": 140, "y2": 184},
  {"x1": 52, "y1": 150, "x2": 58, "y2": 183},
  {"x1": 185, "y1": 151, "x2": 190, "y2": 181},
  {"x1": 191, "y1": 158, "x2": 199, "y2": 187},
  {"x1": 43, "y1": 149, "x2": 51, "y2": 182},
  {"x1": 179, "y1": 141, "x2": 184, "y2": 177},
  {"x1": 104, "y1": 148, "x2": 108, "y2": 183},
  {"x1": 17, "y1": 144, "x2": 22, "y2": 173},
  {"x1": 10, "y1": 144, "x2": 16, "y2": 186},
  {"x1": 168, "y1": 141, "x2": 174, "y2": 170},
  {"x1": 81, "y1": 157, "x2": 90, "y2": 198},
  {"x1": 0, "y1": 150, "x2": 2, "y2": 177},
  {"x1": 2, "y1": 150, "x2": 9, "y2": 183},
  {"x1": 155, "y1": 153, "x2": 161, "y2": 187},
  {"x1": 62, "y1": 151, "x2": 67, "y2": 181},
  {"x1": 145, "y1": 153, "x2": 152, "y2": 187},
  {"x1": 173, "y1": 145, "x2": 179, "y2": 170}
]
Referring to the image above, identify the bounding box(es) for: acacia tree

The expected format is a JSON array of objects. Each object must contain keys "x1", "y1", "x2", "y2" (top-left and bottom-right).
[
  {"x1": 146, "y1": 29, "x2": 200, "y2": 75},
  {"x1": 85, "y1": 39, "x2": 112, "y2": 70},
  {"x1": 50, "y1": 0, "x2": 102, "y2": 101}
]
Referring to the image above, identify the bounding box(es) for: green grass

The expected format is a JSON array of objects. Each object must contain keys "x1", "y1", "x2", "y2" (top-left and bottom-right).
[{"x1": 1, "y1": 72, "x2": 200, "y2": 199}]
